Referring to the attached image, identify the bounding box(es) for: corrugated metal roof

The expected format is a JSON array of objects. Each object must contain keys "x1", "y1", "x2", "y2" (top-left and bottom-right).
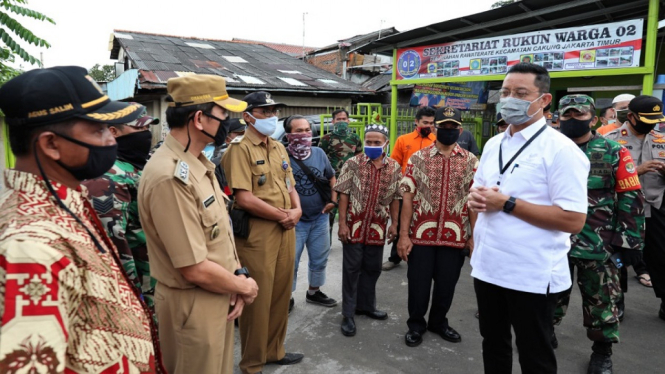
[
  {"x1": 112, "y1": 30, "x2": 368, "y2": 94},
  {"x1": 358, "y1": 0, "x2": 653, "y2": 54},
  {"x1": 232, "y1": 38, "x2": 317, "y2": 57}
]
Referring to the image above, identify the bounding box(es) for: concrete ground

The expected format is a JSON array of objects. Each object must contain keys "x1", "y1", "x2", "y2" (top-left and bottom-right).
[{"x1": 234, "y1": 223, "x2": 665, "y2": 373}]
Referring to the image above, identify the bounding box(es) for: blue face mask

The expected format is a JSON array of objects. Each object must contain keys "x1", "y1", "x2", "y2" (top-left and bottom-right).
[
  {"x1": 364, "y1": 142, "x2": 386, "y2": 160},
  {"x1": 247, "y1": 113, "x2": 278, "y2": 136}
]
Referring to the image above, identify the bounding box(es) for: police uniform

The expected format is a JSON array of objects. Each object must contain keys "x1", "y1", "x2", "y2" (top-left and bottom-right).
[
  {"x1": 222, "y1": 127, "x2": 297, "y2": 374},
  {"x1": 633, "y1": 105, "x2": 665, "y2": 315},
  {"x1": 139, "y1": 134, "x2": 239, "y2": 373}
]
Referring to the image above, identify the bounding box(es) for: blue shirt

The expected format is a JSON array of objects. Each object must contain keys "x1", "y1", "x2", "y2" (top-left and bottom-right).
[{"x1": 290, "y1": 147, "x2": 335, "y2": 221}]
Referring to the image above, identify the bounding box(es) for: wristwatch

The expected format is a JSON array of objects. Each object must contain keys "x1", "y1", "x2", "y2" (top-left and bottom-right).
[
  {"x1": 330, "y1": 201, "x2": 339, "y2": 208},
  {"x1": 234, "y1": 267, "x2": 251, "y2": 278},
  {"x1": 502, "y1": 196, "x2": 517, "y2": 214}
]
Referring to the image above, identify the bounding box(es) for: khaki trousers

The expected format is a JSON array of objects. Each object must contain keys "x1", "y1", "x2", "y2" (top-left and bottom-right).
[
  {"x1": 236, "y1": 218, "x2": 295, "y2": 374},
  {"x1": 154, "y1": 283, "x2": 233, "y2": 374}
]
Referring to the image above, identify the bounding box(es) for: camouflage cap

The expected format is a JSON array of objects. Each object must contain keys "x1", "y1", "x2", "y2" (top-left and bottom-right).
[
  {"x1": 559, "y1": 94, "x2": 595, "y2": 115},
  {"x1": 121, "y1": 102, "x2": 159, "y2": 128}
]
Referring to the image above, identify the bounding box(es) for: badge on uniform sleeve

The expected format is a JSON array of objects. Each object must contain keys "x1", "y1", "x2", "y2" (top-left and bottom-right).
[
  {"x1": 173, "y1": 160, "x2": 189, "y2": 184},
  {"x1": 211, "y1": 224, "x2": 220, "y2": 240},
  {"x1": 286, "y1": 177, "x2": 292, "y2": 192},
  {"x1": 282, "y1": 157, "x2": 289, "y2": 171}
]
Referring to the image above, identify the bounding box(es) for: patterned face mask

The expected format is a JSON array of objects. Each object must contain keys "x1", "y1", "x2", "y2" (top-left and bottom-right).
[
  {"x1": 333, "y1": 121, "x2": 349, "y2": 136},
  {"x1": 286, "y1": 132, "x2": 313, "y2": 160}
]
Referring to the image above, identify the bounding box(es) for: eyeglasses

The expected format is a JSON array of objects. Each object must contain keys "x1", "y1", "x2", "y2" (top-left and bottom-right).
[
  {"x1": 499, "y1": 89, "x2": 537, "y2": 100},
  {"x1": 559, "y1": 95, "x2": 595, "y2": 107},
  {"x1": 252, "y1": 108, "x2": 280, "y2": 116}
]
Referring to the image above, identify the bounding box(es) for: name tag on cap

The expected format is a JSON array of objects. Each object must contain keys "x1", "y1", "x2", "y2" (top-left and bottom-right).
[{"x1": 203, "y1": 195, "x2": 215, "y2": 208}]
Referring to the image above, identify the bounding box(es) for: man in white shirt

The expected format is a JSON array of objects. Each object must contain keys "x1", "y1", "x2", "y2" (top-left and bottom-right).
[{"x1": 468, "y1": 63, "x2": 589, "y2": 374}]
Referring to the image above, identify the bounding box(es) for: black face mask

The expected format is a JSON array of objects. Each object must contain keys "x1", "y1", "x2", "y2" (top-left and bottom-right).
[
  {"x1": 54, "y1": 132, "x2": 117, "y2": 181},
  {"x1": 616, "y1": 109, "x2": 629, "y2": 124},
  {"x1": 116, "y1": 130, "x2": 152, "y2": 170},
  {"x1": 559, "y1": 118, "x2": 592, "y2": 139},
  {"x1": 436, "y1": 127, "x2": 460, "y2": 145},
  {"x1": 419, "y1": 127, "x2": 432, "y2": 137},
  {"x1": 201, "y1": 112, "x2": 231, "y2": 147},
  {"x1": 630, "y1": 116, "x2": 655, "y2": 135}
]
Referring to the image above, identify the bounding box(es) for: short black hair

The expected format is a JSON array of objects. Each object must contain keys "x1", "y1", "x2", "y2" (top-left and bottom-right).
[
  {"x1": 9, "y1": 120, "x2": 76, "y2": 156},
  {"x1": 284, "y1": 115, "x2": 309, "y2": 133},
  {"x1": 506, "y1": 62, "x2": 550, "y2": 94},
  {"x1": 599, "y1": 107, "x2": 613, "y2": 118},
  {"x1": 331, "y1": 109, "x2": 350, "y2": 120},
  {"x1": 165, "y1": 101, "x2": 216, "y2": 129},
  {"x1": 415, "y1": 106, "x2": 436, "y2": 120}
]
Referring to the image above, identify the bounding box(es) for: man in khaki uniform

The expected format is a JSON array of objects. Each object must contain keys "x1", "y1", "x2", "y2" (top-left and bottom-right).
[
  {"x1": 222, "y1": 91, "x2": 304, "y2": 374},
  {"x1": 139, "y1": 75, "x2": 259, "y2": 374}
]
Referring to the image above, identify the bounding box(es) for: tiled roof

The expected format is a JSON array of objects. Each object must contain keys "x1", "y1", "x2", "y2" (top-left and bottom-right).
[
  {"x1": 111, "y1": 30, "x2": 369, "y2": 94},
  {"x1": 232, "y1": 38, "x2": 317, "y2": 57}
]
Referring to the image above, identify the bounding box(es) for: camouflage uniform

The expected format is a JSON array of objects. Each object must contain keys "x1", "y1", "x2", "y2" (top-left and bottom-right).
[
  {"x1": 319, "y1": 129, "x2": 363, "y2": 175},
  {"x1": 553, "y1": 132, "x2": 645, "y2": 342},
  {"x1": 319, "y1": 126, "x2": 363, "y2": 237},
  {"x1": 84, "y1": 159, "x2": 156, "y2": 312}
]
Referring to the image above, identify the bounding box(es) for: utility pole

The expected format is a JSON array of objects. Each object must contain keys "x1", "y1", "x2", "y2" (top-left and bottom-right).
[{"x1": 302, "y1": 12, "x2": 308, "y2": 59}]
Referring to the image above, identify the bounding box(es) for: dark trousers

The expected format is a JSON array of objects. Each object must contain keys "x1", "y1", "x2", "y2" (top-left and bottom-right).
[
  {"x1": 407, "y1": 245, "x2": 465, "y2": 332},
  {"x1": 387, "y1": 200, "x2": 403, "y2": 264},
  {"x1": 342, "y1": 243, "x2": 383, "y2": 317},
  {"x1": 474, "y1": 278, "x2": 560, "y2": 374},
  {"x1": 645, "y1": 208, "x2": 665, "y2": 299}
]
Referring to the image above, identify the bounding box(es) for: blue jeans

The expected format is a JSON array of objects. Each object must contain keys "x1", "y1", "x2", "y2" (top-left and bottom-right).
[{"x1": 293, "y1": 213, "x2": 331, "y2": 292}]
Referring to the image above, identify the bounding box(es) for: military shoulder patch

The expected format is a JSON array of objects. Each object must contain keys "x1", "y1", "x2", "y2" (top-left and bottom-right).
[
  {"x1": 652, "y1": 131, "x2": 664, "y2": 138},
  {"x1": 174, "y1": 160, "x2": 190, "y2": 184},
  {"x1": 231, "y1": 135, "x2": 244, "y2": 144}
]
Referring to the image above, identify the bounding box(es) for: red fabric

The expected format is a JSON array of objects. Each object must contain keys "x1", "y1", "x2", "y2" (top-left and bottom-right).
[{"x1": 615, "y1": 146, "x2": 641, "y2": 192}]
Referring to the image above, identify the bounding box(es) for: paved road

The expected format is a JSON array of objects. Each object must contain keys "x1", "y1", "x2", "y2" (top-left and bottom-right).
[{"x1": 234, "y1": 223, "x2": 665, "y2": 373}]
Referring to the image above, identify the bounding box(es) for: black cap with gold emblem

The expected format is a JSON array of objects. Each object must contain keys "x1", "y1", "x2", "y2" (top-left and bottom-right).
[
  {"x1": 434, "y1": 106, "x2": 462, "y2": 125},
  {"x1": 0, "y1": 65, "x2": 143, "y2": 128},
  {"x1": 628, "y1": 95, "x2": 665, "y2": 124},
  {"x1": 243, "y1": 91, "x2": 286, "y2": 112}
]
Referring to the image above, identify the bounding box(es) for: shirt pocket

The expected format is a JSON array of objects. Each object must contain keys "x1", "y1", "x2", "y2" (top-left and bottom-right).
[
  {"x1": 251, "y1": 164, "x2": 272, "y2": 191},
  {"x1": 652, "y1": 147, "x2": 665, "y2": 160},
  {"x1": 588, "y1": 162, "x2": 613, "y2": 190}
]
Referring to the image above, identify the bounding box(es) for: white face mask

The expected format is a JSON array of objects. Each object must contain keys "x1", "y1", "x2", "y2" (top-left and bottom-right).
[
  {"x1": 247, "y1": 113, "x2": 278, "y2": 136},
  {"x1": 500, "y1": 94, "x2": 544, "y2": 125},
  {"x1": 607, "y1": 119, "x2": 617, "y2": 125}
]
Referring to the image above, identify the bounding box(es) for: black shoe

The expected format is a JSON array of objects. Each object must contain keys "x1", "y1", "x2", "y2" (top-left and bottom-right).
[
  {"x1": 405, "y1": 330, "x2": 423, "y2": 347},
  {"x1": 551, "y1": 330, "x2": 558, "y2": 349},
  {"x1": 305, "y1": 290, "x2": 338, "y2": 307},
  {"x1": 267, "y1": 352, "x2": 304, "y2": 365},
  {"x1": 289, "y1": 297, "x2": 294, "y2": 314},
  {"x1": 427, "y1": 326, "x2": 461, "y2": 343},
  {"x1": 587, "y1": 352, "x2": 613, "y2": 374},
  {"x1": 355, "y1": 309, "x2": 388, "y2": 320},
  {"x1": 341, "y1": 317, "x2": 356, "y2": 336},
  {"x1": 659, "y1": 301, "x2": 665, "y2": 321}
]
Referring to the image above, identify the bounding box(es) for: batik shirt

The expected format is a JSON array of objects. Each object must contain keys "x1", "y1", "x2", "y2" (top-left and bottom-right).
[
  {"x1": 319, "y1": 131, "x2": 363, "y2": 175},
  {"x1": 0, "y1": 170, "x2": 163, "y2": 373},
  {"x1": 400, "y1": 144, "x2": 478, "y2": 248},
  {"x1": 83, "y1": 160, "x2": 156, "y2": 311},
  {"x1": 571, "y1": 132, "x2": 645, "y2": 260},
  {"x1": 333, "y1": 153, "x2": 402, "y2": 245}
]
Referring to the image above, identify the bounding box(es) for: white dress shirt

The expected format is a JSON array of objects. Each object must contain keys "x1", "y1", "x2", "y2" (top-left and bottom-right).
[{"x1": 470, "y1": 118, "x2": 590, "y2": 294}]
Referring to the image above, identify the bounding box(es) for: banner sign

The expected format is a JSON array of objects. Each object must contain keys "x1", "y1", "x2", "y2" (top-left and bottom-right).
[
  {"x1": 410, "y1": 82, "x2": 488, "y2": 110},
  {"x1": 396, "y1": 19, "x2": 643, "y2": 80}
]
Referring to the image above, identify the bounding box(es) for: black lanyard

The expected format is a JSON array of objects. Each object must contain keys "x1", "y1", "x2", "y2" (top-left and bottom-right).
[{"x1": 497, "y1": 125, "x2": 547, "y2": 185}]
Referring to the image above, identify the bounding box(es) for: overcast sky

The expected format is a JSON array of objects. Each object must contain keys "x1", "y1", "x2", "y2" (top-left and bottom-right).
[{"x1": 16, "y1": 0, "x2": 498, "y2": 70}]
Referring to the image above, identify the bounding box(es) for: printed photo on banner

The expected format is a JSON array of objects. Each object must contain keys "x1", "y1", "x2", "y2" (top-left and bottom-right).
[
  {"x1": 396, "y1": 18, "x2": 643, "y2": 80},
  {"x1": 409, "y1": 82, "x2": 489, "y2": 110}
]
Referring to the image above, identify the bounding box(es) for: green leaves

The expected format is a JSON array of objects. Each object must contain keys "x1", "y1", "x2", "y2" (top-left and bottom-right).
[{"x1": 0, "y1": 0, "x2": 53, "y2": 70}]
